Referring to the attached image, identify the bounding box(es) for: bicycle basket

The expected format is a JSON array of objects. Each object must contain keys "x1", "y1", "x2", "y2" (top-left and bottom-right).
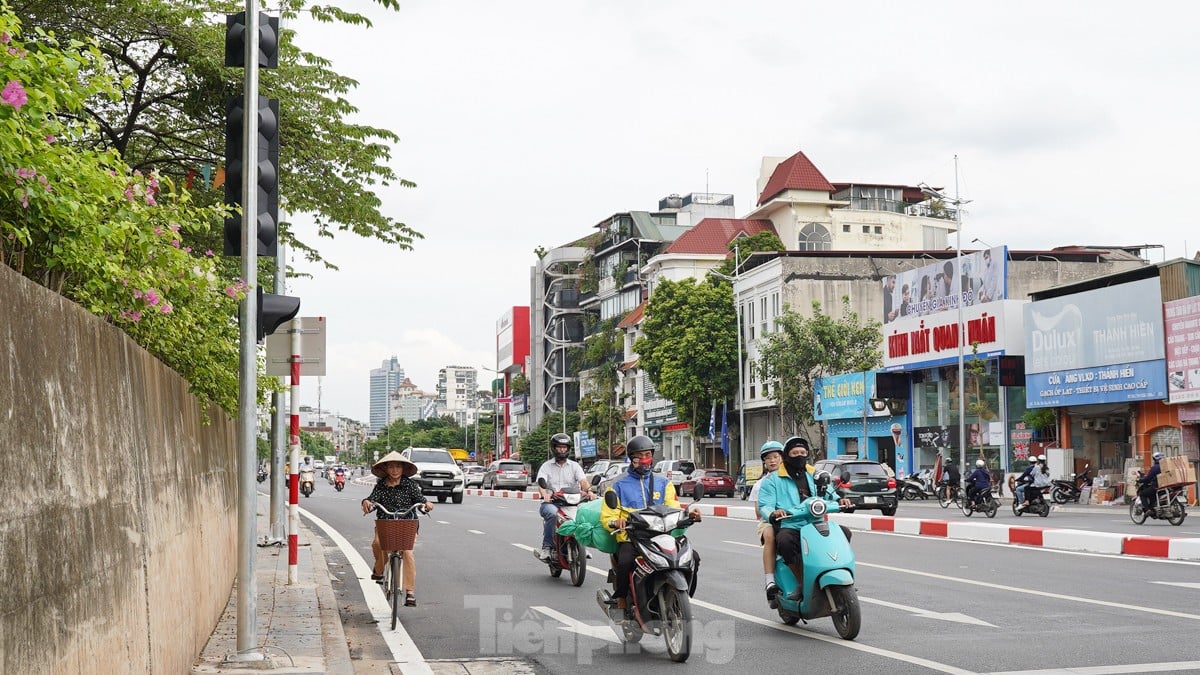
[{"x1": 375, "y1": 519, "x2": 418, "y2": 552}]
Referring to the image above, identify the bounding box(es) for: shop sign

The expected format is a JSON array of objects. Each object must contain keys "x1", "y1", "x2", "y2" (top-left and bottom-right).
[
  {"x1": 880, "y1": 246, "x2": 1007, "y2": 325},
  {"x1": 1164, "y1": 295, "x2": 1200, "y2": 403},
  {"x1": 1024, "y1": 360, "x2": 1167, "y2": 407},
  {"x1": 883, "y1": 300, "x2": 1026, "y2": 370},
  {"x1": 814, "y1": 371, "x2": 888, "y2": 420}
]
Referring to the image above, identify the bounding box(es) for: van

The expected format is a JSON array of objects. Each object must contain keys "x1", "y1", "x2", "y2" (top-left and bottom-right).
[{"x1": 402, "y1": 447, "x2": 466, "y2": 504}]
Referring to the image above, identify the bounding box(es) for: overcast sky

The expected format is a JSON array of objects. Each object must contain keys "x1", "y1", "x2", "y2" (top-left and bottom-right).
[{"x1": 284, "y1": 0, "x2": 1200, "y2": 424}]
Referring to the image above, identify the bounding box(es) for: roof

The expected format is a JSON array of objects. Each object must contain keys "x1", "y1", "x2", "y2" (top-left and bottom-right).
[
  {"x1": 623, "y1": 409, "x2": 639, "y2": 420},
  {"x1": 618, "y1": 358, "x2": 639, "y2": 372},
  {"x1": 662, "y1": 218, "x2": 777, "y2": 255},
  {"x1": 616, "y1": 302, "x2": 645, "y2": 328},
  {"x1": 757, "y1": 149, "x2": 836, "y2": 205}
]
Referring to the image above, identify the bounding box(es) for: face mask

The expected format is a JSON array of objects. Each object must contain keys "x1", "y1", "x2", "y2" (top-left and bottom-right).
[
  {"x1": 784, "y1": 454, "x2": 808, "y2": 472},
  {"x1": 631, "y1": 456, "x2": 653, "y2": 475}
]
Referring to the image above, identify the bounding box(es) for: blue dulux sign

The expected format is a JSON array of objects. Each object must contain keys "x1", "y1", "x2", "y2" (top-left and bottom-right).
[{"x1": 1024, "y1": 360, "x2": 1168, "y2": 407}]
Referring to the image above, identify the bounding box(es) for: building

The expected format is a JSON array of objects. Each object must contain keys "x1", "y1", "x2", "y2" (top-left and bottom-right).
[
  {"x1": 369, "y1": 356, "x2": 404, "y2": 433},
  {"x1": 530, "y1": 242, "x2": 588, "y2": 428},
  {"x1": 436, "y1": 365, "x2": 480, "y2": 427},
  {"x1": 491, "y1": 306, "x2": 530, "y2": 460},
  {"x1": 390, "y1": 377, "x2": 435, "y2": 424}
]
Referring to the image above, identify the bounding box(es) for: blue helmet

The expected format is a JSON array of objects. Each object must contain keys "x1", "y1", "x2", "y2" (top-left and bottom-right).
[{"x1": 760, "y1": 441, "x2": 784, "y2": 460}]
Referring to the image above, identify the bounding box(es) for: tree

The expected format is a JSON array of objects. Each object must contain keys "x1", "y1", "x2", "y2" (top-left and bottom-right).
[
  {"x1": 634, "y1": 278, "x2": 738, "y2": 446},
  {"x1": 712, "y1": 231, "x2": 784, "y2": 278},
  {"x1": 757, "y1": 297, "x2": 882, "y2": 439},
  {"x1": 14, "y1": 0, "x2": 421, "y2": 270},
  {"x1": 521, "y1": 411, "x2": 579, "y2": 470},
  {"x1": 300, "y1": 429, "x2": 334, "y2": 458},
  {"x1": 577, "y1": 319, "x2": 626, "y2": 459}
]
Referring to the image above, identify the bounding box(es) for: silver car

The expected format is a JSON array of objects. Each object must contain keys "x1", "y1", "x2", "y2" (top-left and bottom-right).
[{"x1": 483, "y1": 459, "x2": 529, "y2": 490}]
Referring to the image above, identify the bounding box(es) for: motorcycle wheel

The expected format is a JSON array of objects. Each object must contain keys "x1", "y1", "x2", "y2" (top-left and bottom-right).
[
  {"x1": 335, "y1": 483, "x2": 344, "y2": 492},
  {"x1": 1168, "y1": 504, "x2": 1186, "y2": 526},
  {"x1": 1052, "y1": 487, "x2": 1071, "y2": 504},
  {"x1": 1129, "y1": 501, "x2": 1148, "y2": 525},
  {"x1": 1012, "y1": 500, "x2": 1023, "y2": 517},
  {"x1": 960, "y1": 499, "x2": 973, "y2": 517},
  {"x1": 777, "y1": 607, "x2": 800, "y2": 625},
  {"x1": 567, "y1": 539, "x2": 586, "y2": 587},
  {"x1": 902, "y1": 485, "x2": 922, "y2": 501},
  {"x1": 659, "y1": 587, "x2": 693, "y2": 663},
  {"x1": 829, "y1": 586, "x2": 861, "y2": 640},
  {"x1": 1037, "y1": 502, "x2": 1050, "y2": 518},
  {"x1": 986, "y1": 500, "x2": 998, "y2": 519}
]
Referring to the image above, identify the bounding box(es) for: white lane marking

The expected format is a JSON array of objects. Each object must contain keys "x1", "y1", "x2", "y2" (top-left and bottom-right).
[
  {"x1": 297, "y1": 508, "x2": 433, "y2": 675},
  {"x1": 437, "y1": 521, "x2": 451, "y2": 525},
  {"x1": 987, "y1": 661, "x2": 1200, "y2": 675},
  {"x1": 1152, "y1": 581, "x2": 1200, "y2": 590},
  {"x1": 529, "y1": 606, "x2": 620, "y2": 643},
  {"x1": 513, "y1": 543, "x2": 536, "y2": 551},
  {"x1": 467, "y1": 529, "x2": 485, "y2": 535},
  {"x1": 858, "y1": 597, "x2": 995, "y2": 627}
]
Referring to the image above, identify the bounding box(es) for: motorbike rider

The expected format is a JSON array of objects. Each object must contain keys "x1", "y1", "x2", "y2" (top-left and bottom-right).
[
  {"x1": 941, "y1": 459, "x2": 961, "y2": 501},
  {"x1": 334, "y1": 464, "x2": 347, "y2": 484},
  {"x1": 534, "y1": 433, "x2": 592, "y2": 561},
  {"x1": 300, "y1": 456, "x2": 316, "y2": 491},
  {"x1": 964, "y1": 459, "x2": 991, "y2": 506},
  {"x1": 757, "y1": 436, "x2": 851, "y2": 602},
  {"x1": 601, "y1": 435, "x2": 702, "y2": 617},
  {"x1": 1137, "y1": 452, "x2": 1165, "y2": 512},
  {"x1": 1014, "y1": 455, "x2": 1039, "y2": 510},
  {"x1": 750, "y1": 440, "x2": 784, "y2": 608}
]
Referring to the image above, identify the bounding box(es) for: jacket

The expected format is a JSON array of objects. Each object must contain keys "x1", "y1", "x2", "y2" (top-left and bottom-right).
[
  {"x1": 1138, "y1": 462, "x2": 1161, "y2": 490},
  {"x1": 756, "y1": 465, "x2": 839, "y2": 531},
  {"x1": 966, "y1": 468, "x2": 991, "y2": 490},
  {"x1": 601, "y1": 469, "x2": 680, "y2": 543}
]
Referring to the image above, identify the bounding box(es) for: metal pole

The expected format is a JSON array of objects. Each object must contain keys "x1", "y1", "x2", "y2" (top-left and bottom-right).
[
  {"x1": 268, "y1": 240, "x2": 286, "y2": 543},
  {"x1": 733, "y1": 246, "x2": 745, "y2": 470},
  {"x1": 955, "y1": 155, "x2": 967, "y2": 473},
  {"x1": 234, "y1": 0, "x2": 262, "y2": 660},
  {"x1": 861, "y1": 373, "x2": 868, "y2": 460}
]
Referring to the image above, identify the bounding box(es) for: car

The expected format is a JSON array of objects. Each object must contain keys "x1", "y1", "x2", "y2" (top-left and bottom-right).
[
  {"x1": 402, "y1": 447, "x2": 465, "y2": 504},
  {"x1": 812, "y1": 458, "x2": 899, "y2": 516},
  {"x1": 584, "y1": 459, "x2": 619, "y2": 486},
  {"x1": 680, "y1": 468, "x2": 735, "y2": 498},
  {"x1": 463, "y1": 465, "x2": 486, "y2": 488},
  {"x1": 653, "y1": 459, "x2": 696, "y2": 487},
  {"x1": 483, "y1": 459, "x2": 529, "y2": 490},
  {"x1": 592, "y1": 459, "x2": 630, "y2": 493},
  {"x1": 734, "y1": 459, "x2": 764, "y2": 500}
]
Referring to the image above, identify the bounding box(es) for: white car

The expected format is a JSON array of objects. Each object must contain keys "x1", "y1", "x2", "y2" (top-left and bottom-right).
[{"x1": 402, "y1": 447, "x2": 465, "y2": 504}]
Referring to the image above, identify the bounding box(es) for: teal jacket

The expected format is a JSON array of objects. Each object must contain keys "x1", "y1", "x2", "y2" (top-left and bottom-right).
[{"x1": 756, "y1": 465, "x2": 840, "y2": 530}]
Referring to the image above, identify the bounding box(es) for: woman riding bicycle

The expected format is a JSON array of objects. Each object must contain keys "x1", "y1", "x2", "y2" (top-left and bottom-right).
[{"x1": 361, "y1": 451, "x2": 432, "y2": 607}]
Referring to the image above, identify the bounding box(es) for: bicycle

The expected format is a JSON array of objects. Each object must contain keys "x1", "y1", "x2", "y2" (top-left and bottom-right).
[
  {"x1": 936, "y1": 481, "x2": 961, "y2": 509},
  {"x1": 367, "y1": 502, "x2": 430, "y2": 629}
]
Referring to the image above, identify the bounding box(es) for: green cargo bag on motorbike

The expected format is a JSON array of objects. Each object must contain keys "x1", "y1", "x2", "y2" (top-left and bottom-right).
[{"x1": 557, "y1": 498, "x2": 618, "y2": 554}]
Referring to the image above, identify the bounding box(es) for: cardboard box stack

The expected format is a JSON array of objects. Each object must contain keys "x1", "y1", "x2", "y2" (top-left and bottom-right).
[{"x1": 1158, "y1": 456, "x2": 1197, "y2": 488}]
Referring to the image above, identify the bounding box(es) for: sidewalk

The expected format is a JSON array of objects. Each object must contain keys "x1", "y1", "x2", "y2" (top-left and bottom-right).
[{"x1": 191, "y1": 495, "x2": 354, "y2": 674}]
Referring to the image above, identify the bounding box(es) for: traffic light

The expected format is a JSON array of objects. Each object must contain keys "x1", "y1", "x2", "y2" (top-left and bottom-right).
[
  {"x1": 225, "y1": 12, "x2": 280, "y2": 69},
  {"x1": 257, "y1": 286, "x2": 300, "y2": 342},
  {"x1": 223, "y1": 95, "x2": 279, "y2": 257}
]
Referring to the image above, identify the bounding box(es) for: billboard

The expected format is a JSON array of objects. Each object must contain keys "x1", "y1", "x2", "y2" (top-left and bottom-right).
[
  {"x1": 881, "y1": 246, "x2": 1007, "y2": 325},
  {"x1": 813, "y1": 371, "x2": 889, "y2": 421},
  {"x1": 1164, "y1": 295, "x2": 1200, "y2": 404},
  {"x1": 882, "y1": 300, "x2": 1026, "y2": 370}
]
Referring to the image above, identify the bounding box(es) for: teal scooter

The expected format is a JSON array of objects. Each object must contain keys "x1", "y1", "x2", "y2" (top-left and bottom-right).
[{"x1": 770, "y1": 471, "x2": 861, "y2": 639}]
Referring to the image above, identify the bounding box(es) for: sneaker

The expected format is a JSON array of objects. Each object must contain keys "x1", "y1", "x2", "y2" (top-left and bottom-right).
[
  {"x1": 1015, "y1": 503, "x2": 1026, "y2": 512},
  {"x1": 765, "y1": 582, "x2": 780, "y2": 609},
  {"x1": 536, "y1": 547, "x2": 552, "y2": 561}
]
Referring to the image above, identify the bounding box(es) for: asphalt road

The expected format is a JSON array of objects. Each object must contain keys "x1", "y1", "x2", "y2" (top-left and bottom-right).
[{"x1": 284, "y1": 481, "x2": 1200, "y2": 674}]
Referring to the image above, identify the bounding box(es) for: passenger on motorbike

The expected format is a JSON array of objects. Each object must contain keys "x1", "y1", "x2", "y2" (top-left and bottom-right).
[
  {"x1": 757, "y1": 436, "x2": 851, "y2": 602},
  {"x1": 1137, "y1": 452, "x2": 1164, "y2": 512},
  {"x1": 750, "y1": 440, "x2": 784, "y2": 607},
  {"x1": 601, "y1": 435, "x2": 701, "y2": 617},
  {"x1": 964, "y1": 459, "x2": 991, "y2": 506},
  {"x1": 1015, "y1": 455, "x2": 1051, "y2": 511},
  {"x1": 535, "y1": 433, "x2": 593, "y2": 561}
]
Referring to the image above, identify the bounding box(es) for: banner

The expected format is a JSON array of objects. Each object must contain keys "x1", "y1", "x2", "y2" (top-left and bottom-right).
[
  {"x1": 720, "y1": 401, "x2": 729, "y2": 457},
  {"x1": 881, "y1": 246, "x2": 1007, "y2": 325},
  {"x1": 1164, "y1": 295, "x2": 1200, "y2": 403}
]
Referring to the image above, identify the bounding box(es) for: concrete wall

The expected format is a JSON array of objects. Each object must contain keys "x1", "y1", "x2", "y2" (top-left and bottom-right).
[{"x1": 0, "y1": 262, "x2": 237, "y2": 673}]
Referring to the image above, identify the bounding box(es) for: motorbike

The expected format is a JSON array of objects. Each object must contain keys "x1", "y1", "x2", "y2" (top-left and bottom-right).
[
  {"x1": 256, "y1": 467, "x2": 267, "y2": 484},
  {"x1": 1012, "y1": 483, "x2": 1051, "y2": 518},
  {"x1": 596, "y1": 490, "x2": 701, "y2": 662},
  {"x1": 769, "y1": 471, "x2": 861, "y2": 640},
  {"x1": 535, "y1": 477, "x2": 588, "y2": 586},
  {"x1": 335, "y1": 473, "x2": 346, "y2": 492},
  {"x1": 1051, "y1": 464, "x2": 1091, "y2": 504},
  {"x1": 900, "y1": 472, "x2": 936, "y2": 500},
  {"x1": 961, "y1": 483, "x2": 999, "y2": 518},
  {"x1": 1130, "y1": 484, "x2": 1187, "y2": 526},
  {"x1": 299, "y1": 469, "x2": 315, "y2": 498}
]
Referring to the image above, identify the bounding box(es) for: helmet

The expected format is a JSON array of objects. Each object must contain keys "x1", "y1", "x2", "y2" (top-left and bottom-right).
[
  {"x1": 1036, "y1": 454, "x2": 1046, "y2": 462},
  {"x1": 783, "y1": 436, "x2": 810, "y2": 453},
  {"x1": 975, "y1": 459, "x2": 986, "y2": 468},
  {"x1": 1152, "y1": 452, "x2": 1165, "y2": 461},
  {"x1": 627, "y1": 435, "x2": 656, "y2": 457},
  {"x1": 760, "y1": 441, "x2": 784, "y2": 460},
  {"x1": 549, "y1": 433, "x2": 572, "y2": 460}
]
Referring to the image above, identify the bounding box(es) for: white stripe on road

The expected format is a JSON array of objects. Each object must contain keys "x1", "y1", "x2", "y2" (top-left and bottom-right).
[
  {"x1": 987, "y1": 661, "x2": 1200, "y2": 675},
  {"x1": 298, "y1": 507, "x2": 433, "y2": 675},
  {"x1": 437, "y1": 521, "x2": 451, "y2": 525},
  {"x1": 467, "y1": 529, "x2": 485, "y2": 534}
]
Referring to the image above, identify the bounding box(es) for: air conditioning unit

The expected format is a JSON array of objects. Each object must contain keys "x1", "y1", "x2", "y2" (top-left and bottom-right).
[
  {"x1": 1081, "y1": 419, "x2": 1096, "y2": 430},
  {"x1": 1094, "y1": 419, "x2": 1108, "y2": 432}
]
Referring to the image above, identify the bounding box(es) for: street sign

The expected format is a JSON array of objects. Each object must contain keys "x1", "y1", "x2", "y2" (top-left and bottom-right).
[{"x1": 264, "y1": 316, "x2": 326, "y2": 376}]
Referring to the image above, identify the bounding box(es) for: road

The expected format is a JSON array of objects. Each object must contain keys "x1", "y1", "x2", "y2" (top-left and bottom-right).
[{"x1": 286, "y1": 481, "x2": 1200, "y2": 674}]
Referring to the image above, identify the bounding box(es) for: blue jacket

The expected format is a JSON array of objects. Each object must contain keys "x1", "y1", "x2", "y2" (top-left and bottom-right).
[
  {"x1": 756, "y1": 466, "x2": 840, "y2": 531},
  {"x1": 1016, "y1": 465, "x2": 1036, "y2": 485},
  {"x1": 966, "y1": 468, "x2": 991, "y2": 490},
  {"x1": 601, "y1": 470, "x2": 679, "y2": 543},
  {"x1": 1138, "y1": 462, "x2": 1161, "y2": 490}
]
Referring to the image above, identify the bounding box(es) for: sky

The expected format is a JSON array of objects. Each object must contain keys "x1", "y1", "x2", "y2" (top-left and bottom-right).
[{"x1": 283, "y1": 0, "x2": 1200, "y2": 424}]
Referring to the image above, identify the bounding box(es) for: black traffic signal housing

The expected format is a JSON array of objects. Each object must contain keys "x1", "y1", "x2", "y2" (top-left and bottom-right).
[
  {"x1": 223, "y1": 95, "x2": 279, "y2": 256},
  {"x1": 257, "y1": 286, "x2": 300, "y2": 342},
  {"x1": 225, "y1": 12, "x2": 280, "y2": 69}
]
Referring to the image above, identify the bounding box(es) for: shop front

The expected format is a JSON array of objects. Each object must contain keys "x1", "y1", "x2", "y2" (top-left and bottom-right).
[{"x1": 815, "y1": 370, "x2": 905, "y2": 473}]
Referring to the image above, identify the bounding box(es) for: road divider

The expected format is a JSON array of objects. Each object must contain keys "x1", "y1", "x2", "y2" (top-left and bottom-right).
[{"x1": 467, "y1": 489, "x2": 1200, "y2": 560}]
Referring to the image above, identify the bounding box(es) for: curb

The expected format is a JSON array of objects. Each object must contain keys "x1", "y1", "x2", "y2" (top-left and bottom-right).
[
  {"x1": 466, "y1": 489, "x2": 1200, "y2": 561},
  {"x1": 307, "y1": 525, "x2": 355, "y2": 675}
]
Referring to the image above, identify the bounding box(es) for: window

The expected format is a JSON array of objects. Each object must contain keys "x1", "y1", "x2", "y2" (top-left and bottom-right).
[
  {"x1": 862, "y1": 225, "x2": 870, "y2": 234},
  {"x1": 798, "y1": 222, "x2": 832, "y2": 251},
  {"x1": 843, "y1": 224, "x2": 850, "y2": 233},
  {"x1": 874, "y1": 225, "x2": 882, "y2": 234},
  {"x1": 760, "y1": 297, "x2": 767, "y2": 335}
]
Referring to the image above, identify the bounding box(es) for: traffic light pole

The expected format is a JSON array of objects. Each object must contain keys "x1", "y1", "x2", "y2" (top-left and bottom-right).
[{"x1": 233, "y1": 0, "x2": 263, "y2": 663}]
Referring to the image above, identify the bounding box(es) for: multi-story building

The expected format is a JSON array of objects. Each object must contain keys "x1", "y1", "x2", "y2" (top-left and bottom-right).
[
  {"x1": 369, "y1": 356, "x2": 404, "y2": 433},
  {"x1": 491, "y1": 307, "x2": 530, "y2": 460},
  {"x1": 436, "y1": 365, "x2": 479, "y2": 427},
  {"x1": 530, "y1": 241, "x2": 588, "y2": 428},
  {"x1": 390, "y1": 377, "x2": 435, "y2": 424}
]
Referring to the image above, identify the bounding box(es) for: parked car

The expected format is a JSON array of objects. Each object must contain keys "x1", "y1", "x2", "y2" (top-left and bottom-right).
[
  {"x1": 593, "y1": 459, "x2": 629, "y2": 493},
  {"x1": 653, "y1": 459, "x2": 696, "y2": 487},
  {"x1": 402, "y1": 447, "x2": 465, "y2": 504},
  {"x1": 584, "y1": 459, "x2": 619, "y2": 486},
  {"x1": 812, "y1": 458, "x2": 899, "y2": 516},
  {"x1": 735, "y1": 459, "x2": 764, "y2": 500},
  {"x1": 463, "y1": 465, "x2": 486, "y2": 488},
  {"x1": 680, "y1": 468, "x2": 735, "y2": 498},
  {"x1": 483, "y1": 459, "x2": 529, "y2": 490}
]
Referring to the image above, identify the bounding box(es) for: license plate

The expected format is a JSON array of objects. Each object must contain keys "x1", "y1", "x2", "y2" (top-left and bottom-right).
[
  {"x1": 432, "y1": 480, "x2": 444, "y2": 487},
  {"x1": 863, "y1": 496, "x2": 878, "y2": 504}
]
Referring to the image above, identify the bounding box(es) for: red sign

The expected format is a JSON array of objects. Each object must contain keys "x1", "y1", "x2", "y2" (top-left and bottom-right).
[
  {"x1": 663, "y1": 422, "x2": 689, "y2": 432},
  {"x1": 495, "y1": 396, "x2": 513, "y2": 404}
]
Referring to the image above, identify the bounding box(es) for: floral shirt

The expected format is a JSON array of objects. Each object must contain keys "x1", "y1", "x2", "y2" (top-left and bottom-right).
[{"x1": 365, "y1": 477, "x2": 427, "y2": 519}]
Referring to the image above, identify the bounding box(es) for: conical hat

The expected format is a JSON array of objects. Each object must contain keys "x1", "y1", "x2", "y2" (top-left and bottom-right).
[{"x1": 372, "y1": 450, "x2": 418, "y2": 479}]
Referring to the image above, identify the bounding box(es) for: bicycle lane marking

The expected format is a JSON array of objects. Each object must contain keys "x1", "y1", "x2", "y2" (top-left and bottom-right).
[{"x1": 298, "y1": 507, "x2": 433, "y2": 675}]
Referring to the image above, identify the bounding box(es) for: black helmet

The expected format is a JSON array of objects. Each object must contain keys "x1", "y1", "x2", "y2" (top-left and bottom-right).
[
  {"x1": 783, "y1": 436, "x2": 810, "y2": 453},
  {"x1": 627, "y1": 435, "x2": 655, "y2": 456},
  {"x1": 550, "y1": 432, "x2": 572, "y2": 460}
]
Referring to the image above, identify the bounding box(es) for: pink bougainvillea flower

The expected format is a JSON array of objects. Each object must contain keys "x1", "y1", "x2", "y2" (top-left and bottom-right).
[
  {"x1": 205, "y1": 249, "x2": 214, "y2": 257},
  {"x1": 171, "y1": 239, "x2": 180, "y2": 248},
  {"x1": 132, "y1": 289, "x2": 144, "y2": 300},
  {"x1": 153, "y1": 226, "x2": 163, "y2": 235},
  {"x1": 146, "y1": 194, "x2": 157, "y2": 206},
  {"x1": 0, "y1": 81, "x2": 24, "y2": 109},
  {"x1": 44, "y1": 134, "x2": 55, "y2": 144},
  {"x1": 225, "y1": 286, "x2": 238, "y2": 298},
  {"x1": 184, "y1": 247, "x2": 192, "y2": 253},
  {"x1": 143, "y1": 290, "x2": 161, "y2": 306},
  {"x1": 159, "y1": 304, "x2": 173, "y2": 314},
  {"x1": 0, "y1": 32, "x2": 10, "y2": 43}
]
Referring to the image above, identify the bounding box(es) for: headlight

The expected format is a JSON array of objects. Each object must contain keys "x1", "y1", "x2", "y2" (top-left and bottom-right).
[
  {"x1": 679, "y1": 545, "x2": 693, "y2": 566},
  {"x1": 643, "y1": 549, "x2": 669, "y2": 567}
]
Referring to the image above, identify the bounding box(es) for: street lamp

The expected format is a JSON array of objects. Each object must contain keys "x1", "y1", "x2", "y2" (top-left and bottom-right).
[
  {"x1": 707, "y1": 245, "x2": 744, "y2": 469},
  {"x1": 919, "y1": 157, "x2": 973, "y2": 473}
]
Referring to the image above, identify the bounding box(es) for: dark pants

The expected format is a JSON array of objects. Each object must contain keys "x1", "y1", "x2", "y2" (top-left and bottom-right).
[
  {"x1": 1138, "y1": 485, "x2": 1157, "y2": 511},
  {"x1": 613, "y1": 542, "x2": 637, "y2": 601}
]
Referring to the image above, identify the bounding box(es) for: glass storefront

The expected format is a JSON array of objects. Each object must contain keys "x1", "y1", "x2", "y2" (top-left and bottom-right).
[{"x1": 910, "y1": 363, "x2": 1007, "y2": 471}]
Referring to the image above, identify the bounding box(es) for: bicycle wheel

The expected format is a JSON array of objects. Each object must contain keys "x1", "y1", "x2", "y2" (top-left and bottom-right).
[
  {"x1": 390, "y1": 554, "x2": 402, "y2": 630},
  {"x1": 938, "y1": 488, "x2": 951, "y2": 509}
]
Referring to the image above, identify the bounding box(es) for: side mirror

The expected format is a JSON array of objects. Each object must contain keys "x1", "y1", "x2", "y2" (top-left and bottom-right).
[
  {"x1": 840, "y1": 471, "x2": 852, "y2": 484},
  {"x1": 604, "y1": 491, "x2": 619, "y2": 509},
  {"x1": 591, "y1": 474, "x2": 602, "y2": 486},
  {"x1": 537, "y1": 476, "x2": 549, "y2": 490}
]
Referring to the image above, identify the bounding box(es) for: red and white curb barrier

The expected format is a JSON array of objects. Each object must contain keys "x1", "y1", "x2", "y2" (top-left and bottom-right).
[{"x1": 467, "y1": 489, "x2": 1200, "y2": 561}]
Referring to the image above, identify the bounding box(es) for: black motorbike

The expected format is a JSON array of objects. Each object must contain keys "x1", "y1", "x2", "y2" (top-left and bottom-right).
[
  {"x1": 961, "y1": 483, "x2": 999, "y2": 518},
  {"x1": 1012, "y1": 483, "x2": 1050, "y2": 518},
  {"x1": 596, "y1": 491, "x2": 701, "y2": 662},
  {"x1": 900, "y1": 473, "x2": 936, "y2": 500},
  {"x1": 1050, "y1": 464, "x2": 1091, "y2": 504},
  {"x1": 256, "y1": 467, "x2": 267, "y2": 483},
  {"x1": 1130, "y1": 484, "x2": 1187, "y2": 526}
]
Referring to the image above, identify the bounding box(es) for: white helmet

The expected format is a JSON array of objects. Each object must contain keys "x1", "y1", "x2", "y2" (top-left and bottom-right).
[
  {"x1": 1036, "y1": 454, "x2": 1047, "y2": 462},
  {"x1": 975, "y1": 459, "x2": 986, "y2": 468},
  {"x1": 1152, "y1": 452, "x2": 1165, "y2": 461}
]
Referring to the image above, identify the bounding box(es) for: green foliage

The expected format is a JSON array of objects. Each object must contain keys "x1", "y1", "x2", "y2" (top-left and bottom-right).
[
  {"x1": 1022, "y1": 407, "x2": 1056, "y2": 432},
  {"x1": 578, "y1": 255, "x2": 598, "y2": 294},
  {"x1": 578, "y1": 320, "x2": 626, "y2": 455},
  {"x1": 300, "y1": 430, "x2": 334, "y2": 457},
  {"x1": 521, "y1": 411, "x2": 579, "y2": 469},
  {"x1": 757, "y1": 297, "x2": 882, "y2": 434},
  {"x1": 634, "y1": 277, "x2": 738, "y2": 436},
  {"x1": 713, "y1": 231, "x2": 784, "y2": 278},
  {"x1": 510, "y1": 372, "x2": 530, "y2": 395},
  {"x1": 0, "y1": 12, "x2": 240, "y2": 411}
]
